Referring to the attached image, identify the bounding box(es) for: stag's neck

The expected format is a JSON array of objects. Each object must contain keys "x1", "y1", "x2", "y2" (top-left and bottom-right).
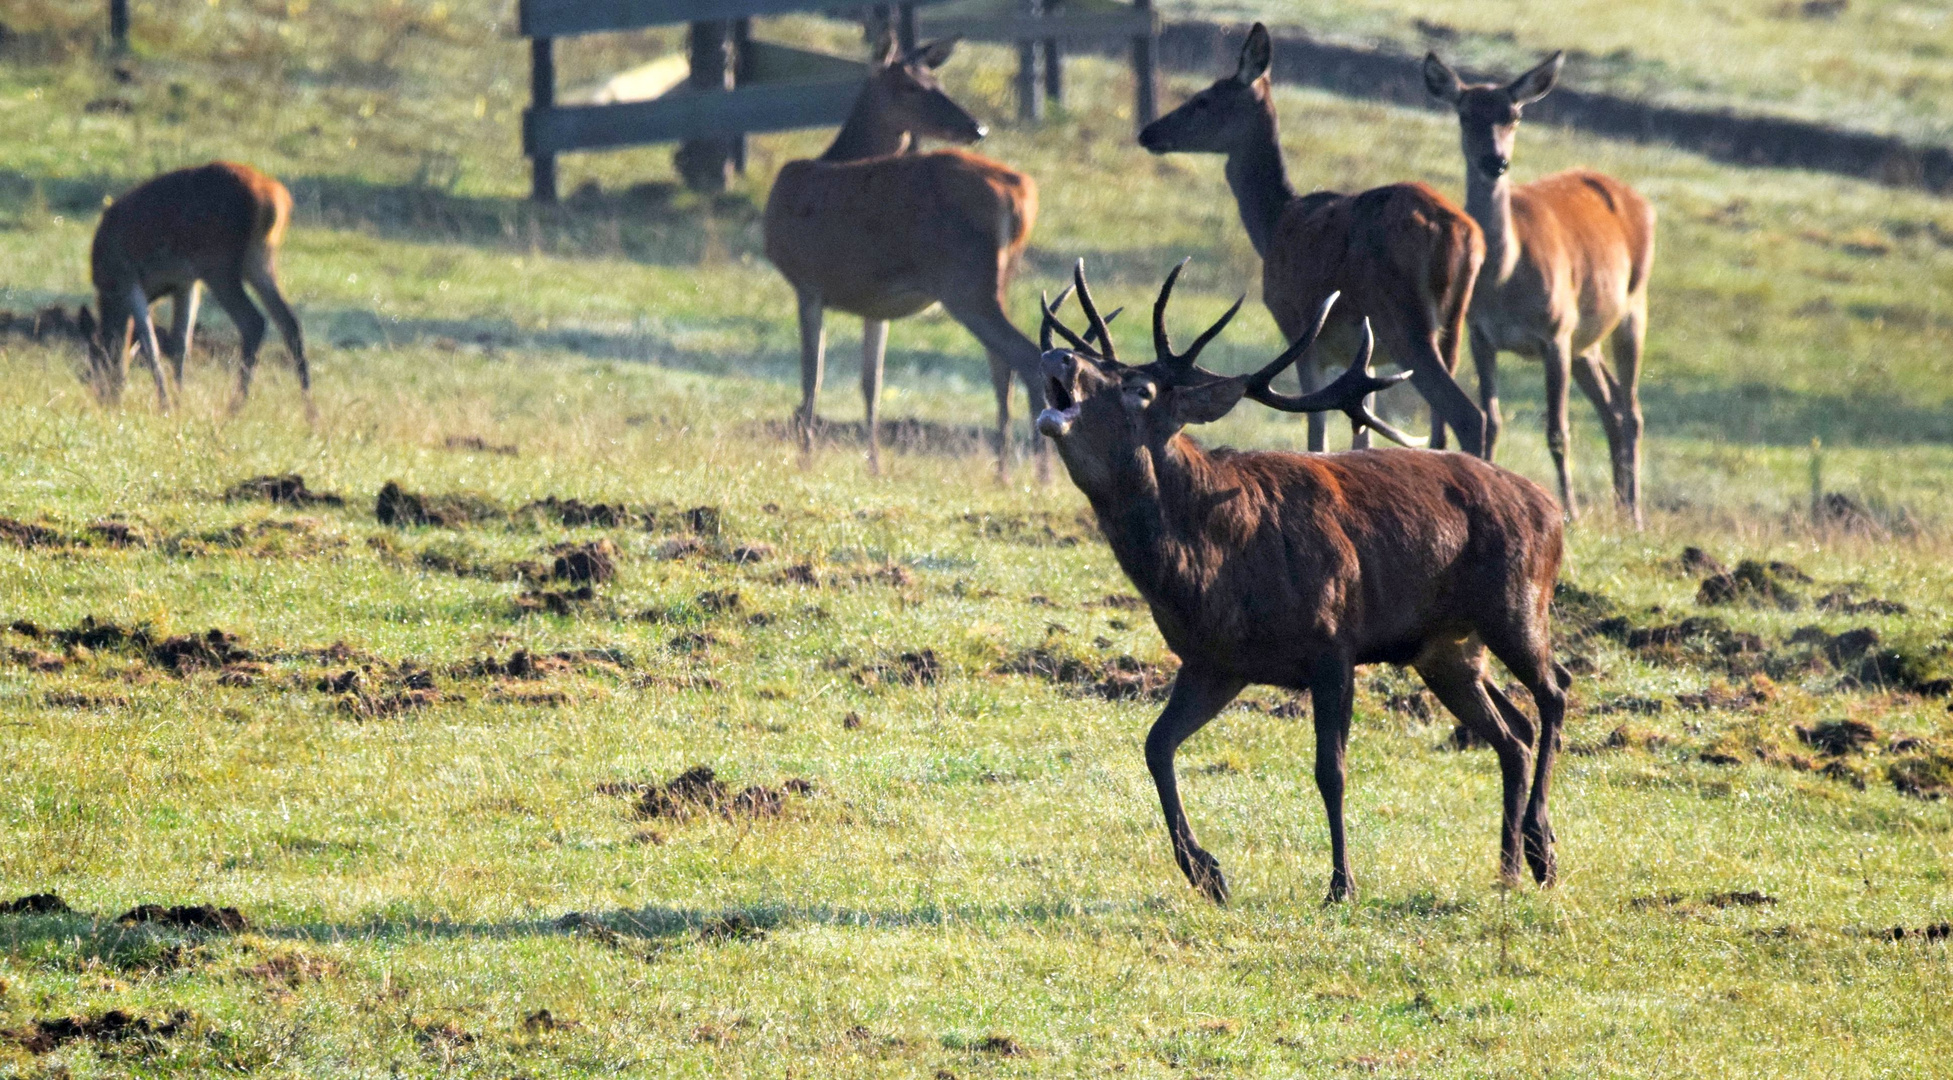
[
  {"x1": 1466, "y1": 172, "x2": 1522, "y2": 282},
  {"x1": 818, "y1": 98, "x2": 912, "y2": 162},
  {"x1": 1222, "y1": 116, "x2": 1297, "y2": 259},
  {"x1": 1082, "y1": 437, "x2": 1230, "y2": 610}
]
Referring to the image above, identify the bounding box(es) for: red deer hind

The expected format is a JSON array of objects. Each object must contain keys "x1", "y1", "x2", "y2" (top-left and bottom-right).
[
  {"x1": 1425, "y1": 51, "x2": 1655, "y2": 525},
  {"x1": 1139, "y1": 23, "x2": 1487, "y2": 457},
  {"x1": 764, "y1": 36, "x2": 1048, "y2": 479},
  {"x1": 80, "y1": 161, "x2": 312, "y2": 419},
  {"x1": 1037, "y1": 261, "x2": 1571, "y2": 904}
]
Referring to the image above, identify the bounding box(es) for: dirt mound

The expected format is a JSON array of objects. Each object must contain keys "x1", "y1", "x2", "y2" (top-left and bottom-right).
[
  {"x1": 1796, "y1": 718, "x2": 1881, "y2": 755},
  {"x1": 520, "y1": 496, "x2": 634, "y2": 527},
  {"x1": 7, "y1": 1010, "x2": 191, "y2": 1054},
  {"x1": 0, "y1": 516, "x2": 67, "y2": 548},
  {"x1": 1000, "y1": 645, "x2": 1176, "y2": 701},
  {"x1": 550, "y1": 539, "x2": 618, "y2": 583},
  {"x1": 849, "y1": 648, "x2": 944, "y2": 688},
  {"x1": 1817, "y1": 589, "x2": 1908, "y2": 616},
  {"x1": 1678, "y1": 547, "x2": 1727, "y2": 576},
  {"x1": 1697, "y1": 560, "x2": 1809, "y2": 609},
  {"x1": 376, "y1": 481, "x2": 501, "y2": 527},
  {"x1": 626, "y1": 765, "x2": 814, "y2": 822},
  {"x1": 759, "y1": 415, "x2": 997, "y2": 457},
  {"x1": 317, "y1": 664, "x2": 452, "y2": 718},
  {"x1": 698, "y1": 912, "x2": 767, "y2": 942},
  {"x1": 148, "y1": 628, "x2": 252, "y2": 673},
  {"x1": 1813, "y1": 491, "x2": 1888, "y2": 536},
  {"x1": 0, "y1": 306, "x2": 89, "y2": 343},
  {"x1": 1631, "y1": 890, "x2": 1777, "y2": 912},
  {"x1": 1879, "y1": 923, "x2": 1951, "y2": 942},
  {"x1": 224, "y1": 474, "x2": 345, "y2": 507},
  {"x1": 83, "y1": 519, "x2": 144, "y2": 546},
  {"x1": 444, "y1": 435, "x2": 518, "y2": 456},
  {"x1": 117, "y1": 904, "x2": 249, "y2": 932},
  {"x1": 1888, "y1": 752, "x2": 1953, "y2": 799},
  {"x1": 0, "y1": 893, "x2": 70, "y2": 915},
  {"x1": 515, "y1": 583, "x2": 594, "y2": 615},
  {"x1": 50, "y1": 615, "x2": 150, "y2": 651},
  {"x1": 1673, "y1": 675, "x2": 1777, "y2": 712}
]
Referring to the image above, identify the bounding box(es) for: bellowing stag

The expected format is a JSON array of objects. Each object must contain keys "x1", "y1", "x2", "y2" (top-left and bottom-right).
[{"x1": 1037, "y1": 262, "x2": 1571, "y2": 903}]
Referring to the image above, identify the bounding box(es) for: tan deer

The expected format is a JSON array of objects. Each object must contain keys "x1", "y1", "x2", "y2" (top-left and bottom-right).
[
  {"x1": 79, "y1": 161, "x2": 312, "y2": 419},
  {"x1": 1139, "y1": 23, "x2": 1487, "y2": 456},
  {"x1": 1037, "y1": 261, "x2": 1571, "y2": 904},
  {"x1": 1425, "y1": 51, "x2": 1655, "y2": 525},
  {"x1": 764, "y1": 36, "x2": 1048, "y2": 479}
]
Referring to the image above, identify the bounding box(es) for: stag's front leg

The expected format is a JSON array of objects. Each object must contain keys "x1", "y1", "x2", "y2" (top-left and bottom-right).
[
  {"x1": 793, "y1": 290, "x2": 826, "y2": 463},
  {"x1": 1144, "y1": 666, "x2": 1246, "y2": 904},
  {"x1": 1306, "y1": 654, "x2": 1360, "y2": 902}
]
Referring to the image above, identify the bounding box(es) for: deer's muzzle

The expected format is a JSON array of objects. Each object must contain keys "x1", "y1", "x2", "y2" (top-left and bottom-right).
[{"x1": 1037, "y1": 350, "x2": 1082, "y2": 438}]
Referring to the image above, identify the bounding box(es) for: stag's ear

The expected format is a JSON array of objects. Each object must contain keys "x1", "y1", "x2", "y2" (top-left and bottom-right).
[
  {"x1": 1171, "y1": 377, "x2": 1248, "y2": 426},
  {"x1": 873, "y1": 27, "x2": 900, "y2": 67},
  {"x1": 1236, "y1": 23, "x2": 1272, "y2": 85},
  {"x1": 1507, "y1": 51, "x2": 1563, "y2": 107},
  {"x1": 909, "y1": 37, "x2": 958, "y2": 69},
  {"x1": 1423, "y1": 53, "x2": 1464, "y2": 105}
]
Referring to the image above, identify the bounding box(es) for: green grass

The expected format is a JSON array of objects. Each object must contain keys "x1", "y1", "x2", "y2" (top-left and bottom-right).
[{"x1": 1, "y1": 2, "x2": 1952, "y2": 1076}]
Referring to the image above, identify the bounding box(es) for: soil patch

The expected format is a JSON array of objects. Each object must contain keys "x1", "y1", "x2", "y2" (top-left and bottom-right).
[
  {"x1": 1888, "y1": 752, "x2": 1953, "y2": 799},
  {"x1": 224, "y1": 474, "x2": 345, "y2": 508},
  {"x1": 148, "y1": 628, "x2": 253, "y2": 674},
  {"x1": 1796, "y1": 718, "x2": 1881, "y2": 755},
  {"x1": 622, "y1": 765, "x2": 815, "y2": 822},
  {"x1": 1817, "y1": 589, "x2": 1909, "y2": 616},
  {"x1": 0, "y1": 305, "x2": 89, "y2": 343},
  {"x1": 1697, "y1": 560, "x2": 1809, "y2": 609},
  {"x1": 0, "y1": 516, "x2": 64, "y2": 548},
  {"x1": 1000, "y1": 645, "x2": 1176, "y2": 701},
  {"x1": 550, "y1": 539, "x2": 618, "y2": 583},
  {"x1": 444, "y1": 435, "x2": 519, "y2": 456},
  {"x1": 515, "y1": 583, "x2": 595, "y2": 615},
  {"x1": 117, "y1": 904, "x2": 249, "y2": 932},
  {"x1": 0, "y1": 893, "x2": 70, "y2": 915},
  {"x1": 376, "y1": 481, "x2": 502, "y2": 527},
  {"x1": 850, "y1": 648, "x2": 944, "y2": 689},
  {"x1": 698, "y1": 912, "x2": 767, "y2": 943},
  {"x1": 1879, "y1": 923, "x2": 1952, "y2": 942},
  {"x1": 758, "y1": 415, "x2": 998, "y2": 458},
  {"x1": 6, "y1": 1010, "x2": 191, "y2": 1055}
]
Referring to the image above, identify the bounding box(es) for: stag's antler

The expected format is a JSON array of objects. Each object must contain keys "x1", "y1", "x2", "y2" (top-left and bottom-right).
[
  {"x1": 1153, "y1": 259, "x2": 1245, "y2": 377},
  {"x1": 1244, "y1": 300, "x2": 1427, "y2": 448},
  {"x1": 1072, "y1": 259, "x2": 1118, "y2": 364}
]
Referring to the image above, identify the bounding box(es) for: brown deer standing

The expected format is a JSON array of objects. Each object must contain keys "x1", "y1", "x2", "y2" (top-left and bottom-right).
[
  {"x1": 1424, "y1": 52, "x2": 1655, "y2": 525},
  {"x1": 1037, "y1": 262, "x2": 1570, "y2": 904},
  {"x1": 764, "y1": 36, "x2": 1047, "y2": 479},
  {"x1": 1139, "y1": 23, "x2": 1487, "y2": 457},
  {"x1": 79, "y1": 161, "x2": 312, "y2": 419}
]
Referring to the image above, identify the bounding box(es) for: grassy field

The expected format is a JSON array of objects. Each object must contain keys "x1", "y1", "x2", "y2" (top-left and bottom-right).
[{"x1": 2, "y1": 2, "x2": 1952, "y2": 1076}]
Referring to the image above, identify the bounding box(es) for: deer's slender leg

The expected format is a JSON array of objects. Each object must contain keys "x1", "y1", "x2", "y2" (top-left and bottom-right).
[
  {"x1": 1144, "y1": 666, "x2": 1247, "y2": 904},
  {"x1": 1609, "y1": 300, "x2": 1648, "y2": 528},
  {"x1": 1306, "y1": 652, "x2": 1362, "y2": 901},
  {"x1": 124, "y1": 284, "x2": 172, "y2": 412},
  {"x1": 987, "y1": 353, "x2": 1015, "y2": 483},
  {"x1": 1470, "y1": 326, "x2": 1501, "y2": 461},
  {"x1": 165, "y1": 282, "x2": 200, "y2": 385},
  {"x1": 860, "y1": 318, "x2": 888, "y2": 476},
  {"x1": 92, "y1": 291, "x2": 133, "y2": 404},
  {"x1": 1413, "y1": 640, "x2": 1533, "y2": 887},
  {"x1": 1293, "y1": 349, "x2": 1329, "y2": 452},
  {"x1": 1479, "y1": 628, "x2": 1570, "y2": 887},
  {"x1": 244, "y1": 258, "x2": 313, "y2": 423},
  {"x1": 937, "y1": 290, "x2": 1049, "y2": 484},
  {"x1": 1542, "y1": 336, "x2": 1577, "y2": 519},
  {"x1": 206, "y1": 278, "x2": 267, "y2": 415},
  {"x1": 1381, "y1": 307, "x2": 1485, "y2": 457},
  {"x1": 794, "y1": 289, "x2": 826, "y2": 462}
]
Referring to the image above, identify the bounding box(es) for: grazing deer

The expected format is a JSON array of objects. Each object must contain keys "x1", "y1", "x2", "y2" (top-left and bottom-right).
[
  {"x1": 79, "y1": 161, "x2": 312, "y2": 419},
  {"x1": 1037, "y1": 262, "x2": 1571, "y2": 904},
  {"x1": 1425, "y1": 51, "x2": 1655, "y2": 525},
  {"x1": 1139, "y1": 23, "x2": 1486, "y2": 456},
  {"x1": 764, "y1": 35, "x2": 1047, "y2": 479}
]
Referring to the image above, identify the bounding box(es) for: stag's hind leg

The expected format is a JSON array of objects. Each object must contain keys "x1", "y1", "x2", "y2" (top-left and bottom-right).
[
  {"x1": 987, "y1": 352, "x2": 1015, "y2": 482},
  {"x1": 1413, "y1": 637, "x2": 1534, "y2": 888},
  {"x1": 163, "y1": 282, "x2": 200, "y2": 385},
  {"x1": 245, "y1": 257, "x2": 312, "y2": 422},
  {"x1": 122, "y1": 285, "x2": 173, "y2": 411},
  {"x1": 1306, "y1": 654, "x2": 1362, "y2": 901},
  {"x1": 1478, "y1": 626, "x2": 1570, "y2": 886},
  {"x1": 861, "y1": 318, "x2": 888, "y2": 475},
  {"x1": 207, "y1": 278, "x2": 268, "y2": 415}
]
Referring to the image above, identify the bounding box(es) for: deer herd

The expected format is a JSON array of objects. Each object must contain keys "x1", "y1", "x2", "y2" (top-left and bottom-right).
[{"x1": 67, "y1": 22, "x2": 1669, "y2": 904}]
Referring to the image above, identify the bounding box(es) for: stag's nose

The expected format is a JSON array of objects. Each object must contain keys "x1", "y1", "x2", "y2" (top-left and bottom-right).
[
  {"x1": 1480, "y1": 153, "x2": 1510, "y2": 178},
  {"x1": 1036, "y1": 350, "x2": 1081, "y2": 438}
]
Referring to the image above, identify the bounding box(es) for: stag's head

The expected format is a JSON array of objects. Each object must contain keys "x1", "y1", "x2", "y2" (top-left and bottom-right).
[
  {"x1": 1423, "y1": 51, "x2": 1563, "y2": 181},
  {"x1": 862, "y1": 33, "x2": 985, "y2": 146},
  {"x1": 1138, "y1": 23, "x2": 1275, "y2": 156},
  {"x1": 1036, "y1": 261, "x2": 1419, "y2": 492}
]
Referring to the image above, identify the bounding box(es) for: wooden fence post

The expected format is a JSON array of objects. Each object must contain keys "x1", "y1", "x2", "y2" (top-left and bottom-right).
[
  {"x1": 676, "y1": 20, "x2": 738, "y2": 191},
  {"x1": 1015, "y1": 0, "x2": 1043, "y2": 122},
  {"x1": 108, "y1": 0, "x2": 130, "y2": 52},
  {"x1": 1131, "y1": 0, "x2": 1157, "y2": 131},
  {"x1": 531, "y1": 36, "x2": 558, "y2": 203},
  {"x1": 1042, "y1": 38, "x2": 1063, "y2": 107}
]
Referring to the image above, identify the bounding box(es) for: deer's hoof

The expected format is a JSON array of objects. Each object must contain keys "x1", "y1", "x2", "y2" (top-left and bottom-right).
[
  {"x1": 1180, "y1": 847, "x2": 1229, "y2": 906},
  {"x1": 1323, "y1": 877, "x2": 1356, "y2": 905},
  {"x1": 1525, "y1": 831, "x2": 1557, "y2": 887}
]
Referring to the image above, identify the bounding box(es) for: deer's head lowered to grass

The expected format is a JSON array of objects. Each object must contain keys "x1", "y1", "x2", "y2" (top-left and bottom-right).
[{"x1": 1036, "y1": 261, "x2": 1571, "y2": 905}]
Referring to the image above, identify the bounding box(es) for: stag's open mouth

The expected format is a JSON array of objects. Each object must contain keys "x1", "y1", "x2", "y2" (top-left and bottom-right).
[{"x1": 1037, "y1": 375, "x2": 1079, "y2": 438}]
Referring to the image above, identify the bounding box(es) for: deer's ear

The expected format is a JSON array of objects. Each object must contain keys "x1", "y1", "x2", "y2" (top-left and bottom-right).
[
  {"x1": 873, "y1": 27, "x2": 899, "y2": 67},
  {"x1": 1236, "y1": 23, "x2": 1272, "y2": 85},
  {"x1": 1172, "y1": 378, "x2": 1247, "y2": 426},
  {"x1": 910, "y1": 37, "x2": 958, "y2": 69},
  {"x1": 1423, "y1": 53, "x2": 1464, "y2": 104},
  {"x1": 1506, "y1": 51, "x2": 1563, "y2": 107}
]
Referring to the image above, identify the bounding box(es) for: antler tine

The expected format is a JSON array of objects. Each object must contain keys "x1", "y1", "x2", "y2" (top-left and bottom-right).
[
  {"x1": 1243, "y1": 315, "x2": 1427, "y2": 449},
  {"x1": 1245, "y1": 291, "x2": 1340, "y2": 392},
  {"x1": 1072, "y1": 259, "x2": 1117, "y2": 363},
  {"x1": 1041, "y1": 286, "x2": 1094, "y2": 354},
  {"x1": 1088, "y1": 306, "x2": 1124, "y2": 351},
  {"x1": 1178, "y1": 293, "x2": 1246, "y2": 370},
  {"x1": 1153, "y1": 258, "x2": 1188, "y2": 365}
]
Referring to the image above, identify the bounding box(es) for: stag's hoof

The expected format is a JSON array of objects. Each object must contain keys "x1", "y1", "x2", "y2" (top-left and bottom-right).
[
  {"x1": 1323, "y1": 876, "x2": 1357, "y2": 905},
  {"x1": 1525, "y1": 834, "x2": 1557, "y2": 887},
  {"x1": 1179, "y1": 847, "x2": 1230, "y2": 906}
]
